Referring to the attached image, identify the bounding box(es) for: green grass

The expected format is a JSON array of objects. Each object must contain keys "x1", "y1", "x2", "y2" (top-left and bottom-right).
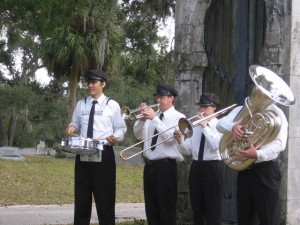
[
  {"x1": 0, "y1": 156, "x2": 144, "y2": 206},
  {"x1": 0, "y1": 156, "x2": 227, "y2": 225}
]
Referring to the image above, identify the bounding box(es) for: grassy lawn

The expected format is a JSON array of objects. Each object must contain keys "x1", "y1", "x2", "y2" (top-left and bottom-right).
[
  {"x1": 0, "y1": 156, "x2": 230, "y2": 225},
  {"x1": 0, "y1": 156, "x2": 147, "y2": 224},
  {"x1": 0, "y1": 156, "x2": 144, "y2": 206}
]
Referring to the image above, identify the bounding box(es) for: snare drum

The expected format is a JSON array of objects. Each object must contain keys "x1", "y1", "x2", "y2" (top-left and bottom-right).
[{"x1": 60, "y1": 137, "x2": 104, "y2": 155}]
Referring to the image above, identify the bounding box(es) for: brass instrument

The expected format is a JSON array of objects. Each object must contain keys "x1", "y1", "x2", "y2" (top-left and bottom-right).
[
  {"x1": 120, "y1": 104, "x2": 237, "y2": 160},
  {"x1": 121, "y1": 104, "x2": 160, "y2": 120},
  {"x1": 219, "y1": 65, "x2": 295, "y2": 171}
]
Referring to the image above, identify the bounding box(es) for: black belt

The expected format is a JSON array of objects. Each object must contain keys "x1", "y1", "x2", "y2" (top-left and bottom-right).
[
  {"x1": 247, "y1": 158, "x2": 278, "y2": 170},
  {"x1": 146, "y1": 158, "x2": 176, "y2": 165},
  {"x1": 103, "y1": 145, "x2": 113, "y2": 150},
  {"x1": 193, "y1": 160, "x2": 221, "y2": 163}
]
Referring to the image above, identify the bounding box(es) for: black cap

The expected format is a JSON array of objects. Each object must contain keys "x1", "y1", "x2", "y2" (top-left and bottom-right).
[
  {"x1": 153, "y1": 84, "x2": 178, "y2": 97},
  {"x1": 195, "y1": 93, "x2": 220, "y2": 107},
  {"x1": 85, "y1": 69, "x2": 107, "y2": 82}
]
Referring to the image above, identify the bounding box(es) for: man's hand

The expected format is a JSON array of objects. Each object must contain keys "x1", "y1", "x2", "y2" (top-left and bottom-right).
[
  {"x1": 142, "y1": 107, "x2": 156, "y2": 120},
  {"x1": 232, "y1": 124, "x2": 245, "y2": 140},
  {"x1": 65, "y1": 125, "x2": 76, "y2": 136},
  {"x1": 235, "y1": 142, "x2": 257, "y2": 159},
  {"x1": 174, "y1": 129, "x2": 182, "y2": 144},
  {"x1": 196, "y1": 113, "x2": 208, "y2": 128},
  {"x1": 106, "y1": 135, "x2": 118, "y2": 146},
  {"x1": 137, "y1": 103, "x2": 147, "y2": 121}
]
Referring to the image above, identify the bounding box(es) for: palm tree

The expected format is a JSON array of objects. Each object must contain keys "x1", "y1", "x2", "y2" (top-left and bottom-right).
[{"x1": 41, "y1": 0, "x2": 118, "y2": 115}]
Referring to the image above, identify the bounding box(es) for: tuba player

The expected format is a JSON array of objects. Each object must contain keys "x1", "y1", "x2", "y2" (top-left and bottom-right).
[{"x1": 216, "y1": 97, "x2": 288, "y2": 225}]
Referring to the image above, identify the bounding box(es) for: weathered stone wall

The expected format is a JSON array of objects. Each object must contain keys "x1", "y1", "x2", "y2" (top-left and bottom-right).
[
  {"x1": 174, "y1": 0, "x2": 300, "y2": 224},
  {"x1": 258, "y1": 1, "x2": 300, "y2": 224},
  {"x1": 174, "y1": 0, "x2": 210, "y2": 224},
  {"x1": 174, "y1": 0, "x2": 210, "y2": 117},
  {"x1": 285, "y1": 1, "x2": 300, "y2": 224}
]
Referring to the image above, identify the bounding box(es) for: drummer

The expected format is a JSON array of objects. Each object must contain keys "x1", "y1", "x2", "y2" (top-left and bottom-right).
[{"x1": 64, "y1": 69, "x2": 127, "y2": 225}]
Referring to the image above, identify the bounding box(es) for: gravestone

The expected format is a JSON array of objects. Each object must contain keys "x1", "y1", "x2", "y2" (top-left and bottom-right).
[
  {"x1": 36, "y1": 140, "x2": 48, "y2": 155},
  {"x1": 0, "y1": 146, "x2": 24, "y2": 161}
]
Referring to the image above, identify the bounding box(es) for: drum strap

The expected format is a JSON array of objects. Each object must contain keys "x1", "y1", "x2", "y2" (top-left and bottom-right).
[
  {"x1": 83, "y1": 96, "x2": 113, "y2": 115},
  {"x1": 105, "y1": 97, "x2": 112, "y2": 105},
  {"x1": 84, "y1": 96, "x2": 112, "y2": 105},
  {"x1": 99, "y1": 97, "x2": 112, "y2": 114}
]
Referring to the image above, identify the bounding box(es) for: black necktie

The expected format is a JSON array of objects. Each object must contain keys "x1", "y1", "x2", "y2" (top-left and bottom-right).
[
  {"x1": 198, "y1": 133, "x2": 205, "y2": 161},
  {"x1": 87, "y1": 100, "x2": 98, "y2": 138},
  {"x1": 150, "y1": 113, "x2": 164, "y2": 151}
]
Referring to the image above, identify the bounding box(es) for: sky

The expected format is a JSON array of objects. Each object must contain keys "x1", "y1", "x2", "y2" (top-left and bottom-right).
[
  {"x1": 35, "y1": 68, "x2": 51, "y2": 86},
  {"x1": 157, "y1": 17, "x2": 175, "y2": 50}
]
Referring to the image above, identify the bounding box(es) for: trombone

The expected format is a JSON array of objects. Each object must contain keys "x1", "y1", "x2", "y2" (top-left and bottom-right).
[
  {"x1": 120, "y1": 103, "x2": 237, "y2": 160},
  {"x1": 121, "y1": 104, "x2": 160, "y2": 120}
]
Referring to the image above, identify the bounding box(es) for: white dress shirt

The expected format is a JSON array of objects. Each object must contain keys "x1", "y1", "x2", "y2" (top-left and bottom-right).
[
  {"x1": 133, "y1": 106, "x2": 185, "y2": 161},
  {"x1": 177, "y1": 118, "x2": 222, "y2": 161},
  {"x1": 70, "y1": 94, "x2": 127, "y2": 141},
  {"x1": 216, "y1": 104, "x2": 288, "y2": 163}
]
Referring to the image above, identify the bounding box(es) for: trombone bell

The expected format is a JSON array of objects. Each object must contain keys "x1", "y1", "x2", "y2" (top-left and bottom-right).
[{"x1": 178, "y1": 118, "x2": 193, "y2": 139}]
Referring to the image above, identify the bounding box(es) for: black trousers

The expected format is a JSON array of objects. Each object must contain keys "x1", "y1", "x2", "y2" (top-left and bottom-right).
[
  {"x1": 144, "y1": 159, "x2": 178, "y2": 225},
  {"x1": 74, "y1": 146, "x2": 116, "y2": 225},
  {"x1": 237, "y1": 160, "x2": 281, "y2": 225},
  {"x1": 189, "y1": 160, "x2": 223, "y2": 225}
]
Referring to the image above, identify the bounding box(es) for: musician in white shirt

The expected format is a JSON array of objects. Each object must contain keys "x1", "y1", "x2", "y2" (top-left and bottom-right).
[
  {"x1": 133, "y1": 84, "x2": 185, "y2": 225},
  {"x1": 175, "y1": 93, "x2": 223, "y2": 225},
  {"x1": 216, "y1": 103, "x2": 288, "y2": 225},
  {"x1": 65, "y1": 69, "x2": 127, "y2": 225}
]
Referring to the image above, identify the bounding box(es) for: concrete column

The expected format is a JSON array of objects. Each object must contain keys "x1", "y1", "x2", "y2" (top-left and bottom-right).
[
  {"x1": 259, "y1": 1, "x2": 300, "y2": 224},
  {"x1": 174, "y1": 0, "x2": 210, "y2": 224},
  {"x1": 286, "y1": 0, "x2": 300, "y2": 224}
]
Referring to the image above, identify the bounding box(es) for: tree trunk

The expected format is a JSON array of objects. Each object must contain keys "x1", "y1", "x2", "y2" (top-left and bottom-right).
[
  {"x1": 68, "y1": 66, "x2": 80, "y2": 119},
  {"x1": 0, "y1": 117, "x2": 9, "y2": 146},
  {"x1": 98, "y1": 31, "x2": 107, "y2": 68},
  {"x1": 7, "y1": 108, "x2": 18, "y2": 146}
]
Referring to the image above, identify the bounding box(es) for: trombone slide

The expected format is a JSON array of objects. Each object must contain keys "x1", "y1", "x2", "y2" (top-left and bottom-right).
[{"x1": 120, "y1": 103, "x2": 237, "y2": 161}]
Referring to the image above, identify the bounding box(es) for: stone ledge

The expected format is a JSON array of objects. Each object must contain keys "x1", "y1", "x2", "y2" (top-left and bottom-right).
[{"x1": 0, "y1": 146, "x2": 144, "y2": 165}]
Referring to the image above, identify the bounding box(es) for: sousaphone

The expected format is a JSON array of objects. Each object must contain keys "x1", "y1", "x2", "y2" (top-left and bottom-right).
[{"x1": 219, "y1": 65, "x2": 295, "y2": 171}]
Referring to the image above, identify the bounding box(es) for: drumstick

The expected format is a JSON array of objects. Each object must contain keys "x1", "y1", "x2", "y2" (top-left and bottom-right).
[
  {"x1": 95, "y1": 136, "x2": 120, "y2": 141},
  {"x1": 95, "y1": 137, "x2": 106, "y2": 140}
]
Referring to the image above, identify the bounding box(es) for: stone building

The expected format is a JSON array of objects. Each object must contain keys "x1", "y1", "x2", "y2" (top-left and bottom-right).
[{"x1": 174, "y1": 0, "x2": 300, "y2": 224}]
